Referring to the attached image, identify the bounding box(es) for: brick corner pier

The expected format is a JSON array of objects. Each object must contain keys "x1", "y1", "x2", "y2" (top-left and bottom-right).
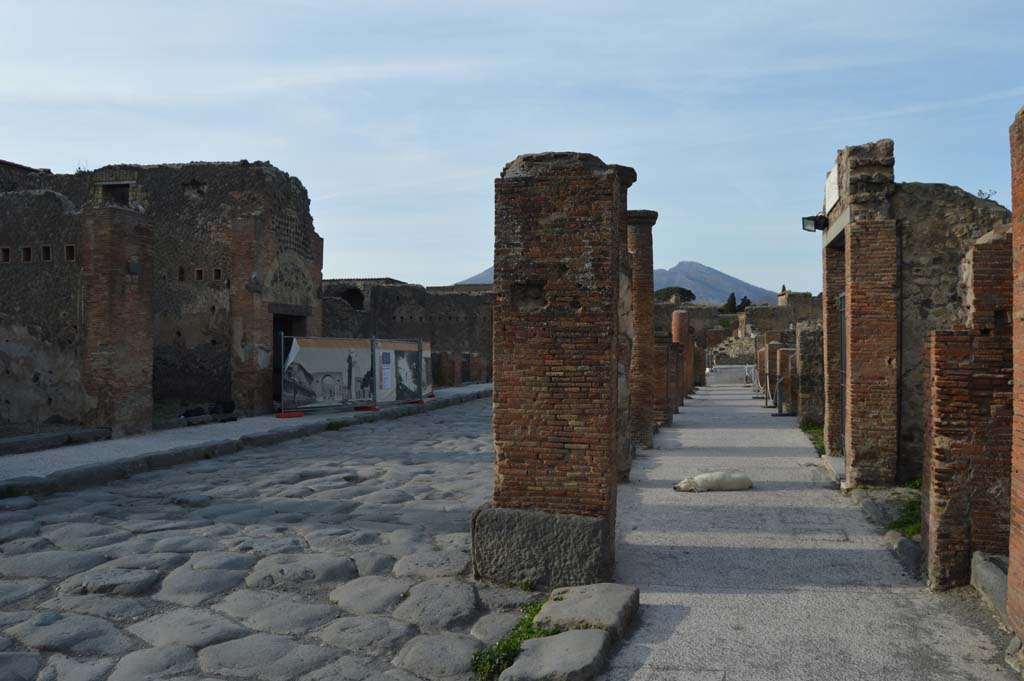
[{"x1": 472, "y1": 151, "x2": 636, "y2": 588}]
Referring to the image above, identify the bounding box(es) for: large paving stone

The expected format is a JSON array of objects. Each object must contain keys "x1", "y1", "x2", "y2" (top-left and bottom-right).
[
  {"x1": 58, "y1": 566, "x2": 161, "y2": 596},
  {"x1": 478, "y1": 586, "x2": 543, "y2": 612},
  {"x1": 296, "y1": 655, "x2": 378, "y2": 681},
  {"x1": 246, "y1": 553, "x2": 357, "y2": 589},
  {"x1": 156, "y1": 564, "x2": 248, "y2": 606},
  {"x1": 129, "y1": 608, "x2": 249, "y2": 647},
  {"x1": 0, "y1": 652, "x2": 40, "y2": 681},
  {"x1": 214, "y1": 589, "x2": 337, "y2": 635},
  {"x1": 0, "y1": 521, "x2": 40, "y2": 543},
  {"x1": 0, "y1": 551, "x2": 107, "y2": 578},
  {"x1": 104, "y1": 552, "x2": 189, "y2": 571},
  {"x1": 317, "y1": 615, "x2": 415, "y2": 655},
  {"x1": 198, "y1": 633, "x2": 337, "y2": 681},
  {"x1": 392, "y1": 549, "x2": 470, "y2": 579},
  {"x1": 534, "y1": 583, "x2": 639, "y2": 640},
  {"x1": 188, "y1": 551, "x2": 259, "y2": 571},
  {"x1": 108, "y1": 645, "x2": 199, "y2": 681},
  {"x1": 0, "y1": 579, "x2": 49, "y2": 606},
  {"x1": 37, "y1": 653, "x2": 114, "y2": 681},
  {"x1": 6, "y1": 611, "x2": 136, "y2": 655},
  {"x1": 498, "y1": 629, "x2": 609, "y2": 681},
  {"x1": 392, "y1": 633, "x2": 483, "y2": 681},
  {"x1": 330, "y1": 576, "x2": 414, "y2": 615},
  {"x1": 470, "y1": 612, "x2": 521, "y2": 645},
  {"x1": 42, "y1": 523, "x2": 132, "y2": 551},
  {"x1": 40, "y1": 594, "x2": 151, "y2": 623},
  {"x1": 392, "y1": 577, "x2": 479, "y2": 631},
  {"x1": 352, "y1": 551, "x2": 395, "y2": 576}
]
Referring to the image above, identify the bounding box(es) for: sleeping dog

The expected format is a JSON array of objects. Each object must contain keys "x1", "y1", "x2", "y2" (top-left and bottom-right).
[{"x1": 673, "y1": 471, "x2": 753, "y2": 492}]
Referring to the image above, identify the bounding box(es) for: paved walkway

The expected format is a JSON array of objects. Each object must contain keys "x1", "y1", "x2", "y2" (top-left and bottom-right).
[
  {"x1": 0, "y1": 384, "x2": 491, "y2": 496},
  {"x1": 607, "y1": 367, "x2": 1014, "y2": 681}
]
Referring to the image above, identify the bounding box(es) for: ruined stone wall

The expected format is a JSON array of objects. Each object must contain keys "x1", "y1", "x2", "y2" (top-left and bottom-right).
[
  {"x1": 738, "y1": 295, "x2": 822, "y2": 337},
  {"x1": 2, "y1": 160, "x2": 324, "y2": 418},
  {"x1": 656, "y1": 303, "x2": 734, "y2": 348},
  {"x1": 323, "y1": 281, "x2": 493, "y2": 383},
  {"x1": 777, "y1": 348, "x2": 796, "y2": 414},
  {"x1": 894, "y1": 183, "x2": 1010, "y2": 480},
  {"x1": 923, "y1": 226, "x2": 1012, "y2": 590},
  {"x1": 0, "y1": 190, "x2": 86, "y2": 428}
]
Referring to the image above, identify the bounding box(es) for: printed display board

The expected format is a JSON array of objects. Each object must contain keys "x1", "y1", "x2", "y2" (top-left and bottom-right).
[
  {"x1": 282, "y1": 338, "x2": 374, "y2": 410},
  {"x1": 422, "y1": 342, "x2": 433, "y2": 396},
  {"x1": 377, "y1": 340, "x2": 423, "y2": 402}
]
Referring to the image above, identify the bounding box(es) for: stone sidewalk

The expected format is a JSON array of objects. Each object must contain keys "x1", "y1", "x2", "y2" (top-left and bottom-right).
[
  {"x1": 0, "y1": 399, "x2": 539, "y2": 681},
  {"x1": 0, "y1": 384, "x2": 491, "y2": 498},
  {"x1": 605, "y1": 367, "x2": 1015, "y2": 681}
]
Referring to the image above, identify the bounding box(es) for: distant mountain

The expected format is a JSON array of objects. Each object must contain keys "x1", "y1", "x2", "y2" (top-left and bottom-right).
[
  {"x1": 653, "y1": 261, "x2": 776, "y2": 305},
  {"x1": 457, "y1": 261, "x2": 775, "y2": 305},
  {"x1": 457, "y1": 267, "x2": 495, "y2": 285}
]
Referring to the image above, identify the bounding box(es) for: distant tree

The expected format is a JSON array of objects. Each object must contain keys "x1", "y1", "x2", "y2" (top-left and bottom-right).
[
  {"x1": 720, "y1": 292, "x2": 737, "y2": 314},
  {"x1": 736, "y1": 295, "x2": 753, "y2": 312},
  {"x1": 780, "y1": 284, "x2": 787, "y2": 293},
  {"x1": 654, "y1": 286, "x2": 696, "y2": 303},
  {"x1": 977, "y1": 189, "x2": 997, "y2": 200}
]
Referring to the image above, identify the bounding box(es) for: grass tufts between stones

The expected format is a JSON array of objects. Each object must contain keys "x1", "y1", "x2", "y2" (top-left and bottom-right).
[
  {"x1": 799, "y1": 421, "x2": 825, "y2": 457},
  {"x1": 888, "y1": 494, "x2": 922, "y2": 538},
  {"x1": 325, "y1": 421, "x2": 349, "y2": 431},
  {"x1": 472, "y1": 600, "x2": 559, "y2": 680}
]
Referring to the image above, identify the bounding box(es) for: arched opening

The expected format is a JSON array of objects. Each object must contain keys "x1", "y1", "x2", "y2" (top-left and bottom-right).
[{"x1": 341, "y1": 288, "x2": 365, "y2": 311}]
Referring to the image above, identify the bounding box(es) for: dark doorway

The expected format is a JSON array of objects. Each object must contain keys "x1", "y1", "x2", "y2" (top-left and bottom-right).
[{"x1": 272, "y1": 314, "x2": 307, "y2": 403}]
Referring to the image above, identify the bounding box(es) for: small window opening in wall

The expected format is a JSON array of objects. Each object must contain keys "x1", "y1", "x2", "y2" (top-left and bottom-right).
[
  {"x1": 178, "y1": 266, "x2": 185, "y2": 282},
  {"x1": 21, "y1": 247, "x2": 32, "y2": 263},
  {"x1": 41, "y1": 245, "x2": 52, "y2": 262},
  {"x1": 213, "y1": 268, "x2": 222, "y2": 281},
  {"x1": 102, "y1": 183, "x2": 130, "y2": 206},
  {"x1": 0, "y1": 247, "x2": 10, "y2": 264},
  {"x1": 64, "y1": 244, "x2": 76, "y2": 262},
  {"x1": 195, "y1": 269, "x2": 204, "y2": 282}
]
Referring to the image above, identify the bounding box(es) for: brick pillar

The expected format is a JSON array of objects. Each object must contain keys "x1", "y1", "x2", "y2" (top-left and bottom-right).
[
  {"x1": 796, "y1": 325, "x2": 824, "y2": 426},
  {"x1": 472, "y1": 152, "x2": 634, "y2": 587},
  {"x1": 80, "y1": 205, "x2": 153, "y2": 436},
  {"x1": 653, "y1": 335, "x2": 672, "y2": 426},
  {"x1": 627, "y1": 211, "x2": 657, "y2": 448},
  {"x1": 822, "y1": 243, "x2": 845, "y2": 456},
  {"x1": 694, "y1": 342, "x2": 706, "y2": 386},
  {"x1": 616, "y1": 217, "x2": 634, "y2": 480},
  {"x1": 844, "y1": 218, "x2": 899, "y2": 486},
  {"x1": 776, "y1": 348, "x2": 796, "y2": 414},
  {"x1": 1008, "y1": 106, "x2": 1024, "y2": 638},
  {"x1": 672, "y1": 310, "x2": 691, "y2": 401}
]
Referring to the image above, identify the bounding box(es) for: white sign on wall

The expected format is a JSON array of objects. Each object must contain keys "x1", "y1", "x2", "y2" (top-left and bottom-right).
[{"x1": 824, "y1": 163, "x2": 840, "y2": 213}]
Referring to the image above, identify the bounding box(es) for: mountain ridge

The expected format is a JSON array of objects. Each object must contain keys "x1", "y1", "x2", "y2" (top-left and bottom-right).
[{"x1": 456, "y1": 261, "x2": 777, "y2": 304}]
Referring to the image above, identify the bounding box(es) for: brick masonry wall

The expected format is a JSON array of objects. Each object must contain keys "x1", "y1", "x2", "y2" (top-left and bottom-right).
[
  {"x1": 672, "y1": 310, "x2": 690, "y2": 402},
  {"x1": 491, "y1": 152, "x2": 631, "y2": 519},
  {"x1": 923, "y1": 329, "x2": 1011, "y2": 589},
  {"x1": 844, "y1": 219, "x2": 900, "y2": 486},
  {"x1": 653, "y1": 337, "x2": 673, "y2": 426},
  {"x1": 627, "y1": 213, "x2": 657, "y2": 448},
  {"x1": 796, "y1": 325, "x2": 824, "y2": 426},
  {"x1": 1008, "y1": 106, "x2": 1024, "y2": 637},
  {"x1": 822, "y1": 222, "x2": 846, "y2": 456},
  {"x1": 79, "y1": 206, "x2": 153, "y2": 435},
  {"x1": 776, "y1": 348, "x2": 796, "y2": 414}
]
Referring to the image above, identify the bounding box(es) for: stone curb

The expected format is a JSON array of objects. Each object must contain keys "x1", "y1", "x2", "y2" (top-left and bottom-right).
[
  {"x1": 0, "y1": 428, "x2": 112, "y2": 457},
  {"x1": 0, "y1": 387, "x2": 492, "y2": 500}
]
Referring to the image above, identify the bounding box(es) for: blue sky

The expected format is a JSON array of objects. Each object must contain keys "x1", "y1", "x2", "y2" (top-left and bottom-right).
[{"x1": 3, "y1": 1, "x2": 1022, "y2": 293}]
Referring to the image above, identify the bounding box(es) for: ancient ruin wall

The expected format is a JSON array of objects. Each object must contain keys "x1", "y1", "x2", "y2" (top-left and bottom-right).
[
  {"x1": 795, "y1": 324, "x2": 824, "y2": 427},
  {"x1": 1008, "y1": 106, "x2": 1024, "y2": 638},
  {"x1": 893, "y1": 183, "x2": 1010, "y2": 480},
  {"x1": 922, "y1": 226, "x2": 1012, "y2": 590},
  {"x1": 0, "y1": 190, "x2": 86, "y2": 428}
]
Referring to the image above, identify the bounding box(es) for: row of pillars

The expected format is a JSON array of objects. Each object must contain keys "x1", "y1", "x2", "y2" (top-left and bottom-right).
[{"x1": 470, "y1": 152, "x2": 695, "y2": 588}]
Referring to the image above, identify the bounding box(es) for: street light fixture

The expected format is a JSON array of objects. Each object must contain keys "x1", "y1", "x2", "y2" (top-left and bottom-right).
[{"x1": 802, "y1": 213, "x2": 828, "y2": 232}]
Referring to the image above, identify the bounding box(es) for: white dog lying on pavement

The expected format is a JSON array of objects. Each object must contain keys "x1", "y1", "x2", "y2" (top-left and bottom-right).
[{"x1": 673, "y1": 471, "x2": 753, "y2": 492}]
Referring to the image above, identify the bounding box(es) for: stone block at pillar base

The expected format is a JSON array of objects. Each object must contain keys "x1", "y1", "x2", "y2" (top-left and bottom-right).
[{"x1": 471, "y1": 505, "x2": 613, "y2": 588}]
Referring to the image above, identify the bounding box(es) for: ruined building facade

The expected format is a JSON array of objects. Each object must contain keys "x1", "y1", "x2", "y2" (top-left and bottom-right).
[
  {"x1": 0, "y1": 159, "x2": 323, "y2": 434},
  {"x1": 819, "y1": 140, "x2": 1009, "y2": 486}
]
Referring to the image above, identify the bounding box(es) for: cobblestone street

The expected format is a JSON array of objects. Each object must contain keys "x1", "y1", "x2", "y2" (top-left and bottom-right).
[{"x1": 0, "y1": 400, "x2": 542, "y2": 681}]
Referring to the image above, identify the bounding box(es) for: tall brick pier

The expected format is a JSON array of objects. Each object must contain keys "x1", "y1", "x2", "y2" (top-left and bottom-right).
[
  {"x1": 471, "y1": 152, "x2": 636, "y2": 587},
  {"x1": 1008, "y1": 106, "x2": 1024, "y2": 641},
  {"x1": 627, "y1": 210, "x2": 658, "y2": 448},
  {"x1": 672, "y1": 309, "x2": 692, "y2": 399}
]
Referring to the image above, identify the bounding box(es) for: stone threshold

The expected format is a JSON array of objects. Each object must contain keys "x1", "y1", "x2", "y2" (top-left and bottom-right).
[{"x1": 0, "y1": 385, "x2": 492, "y2": 500}]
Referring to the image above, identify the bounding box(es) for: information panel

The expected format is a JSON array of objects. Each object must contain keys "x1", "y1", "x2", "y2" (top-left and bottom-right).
[{"x1": 282, "y1": 338, "x2": 374, "y2": 410}]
